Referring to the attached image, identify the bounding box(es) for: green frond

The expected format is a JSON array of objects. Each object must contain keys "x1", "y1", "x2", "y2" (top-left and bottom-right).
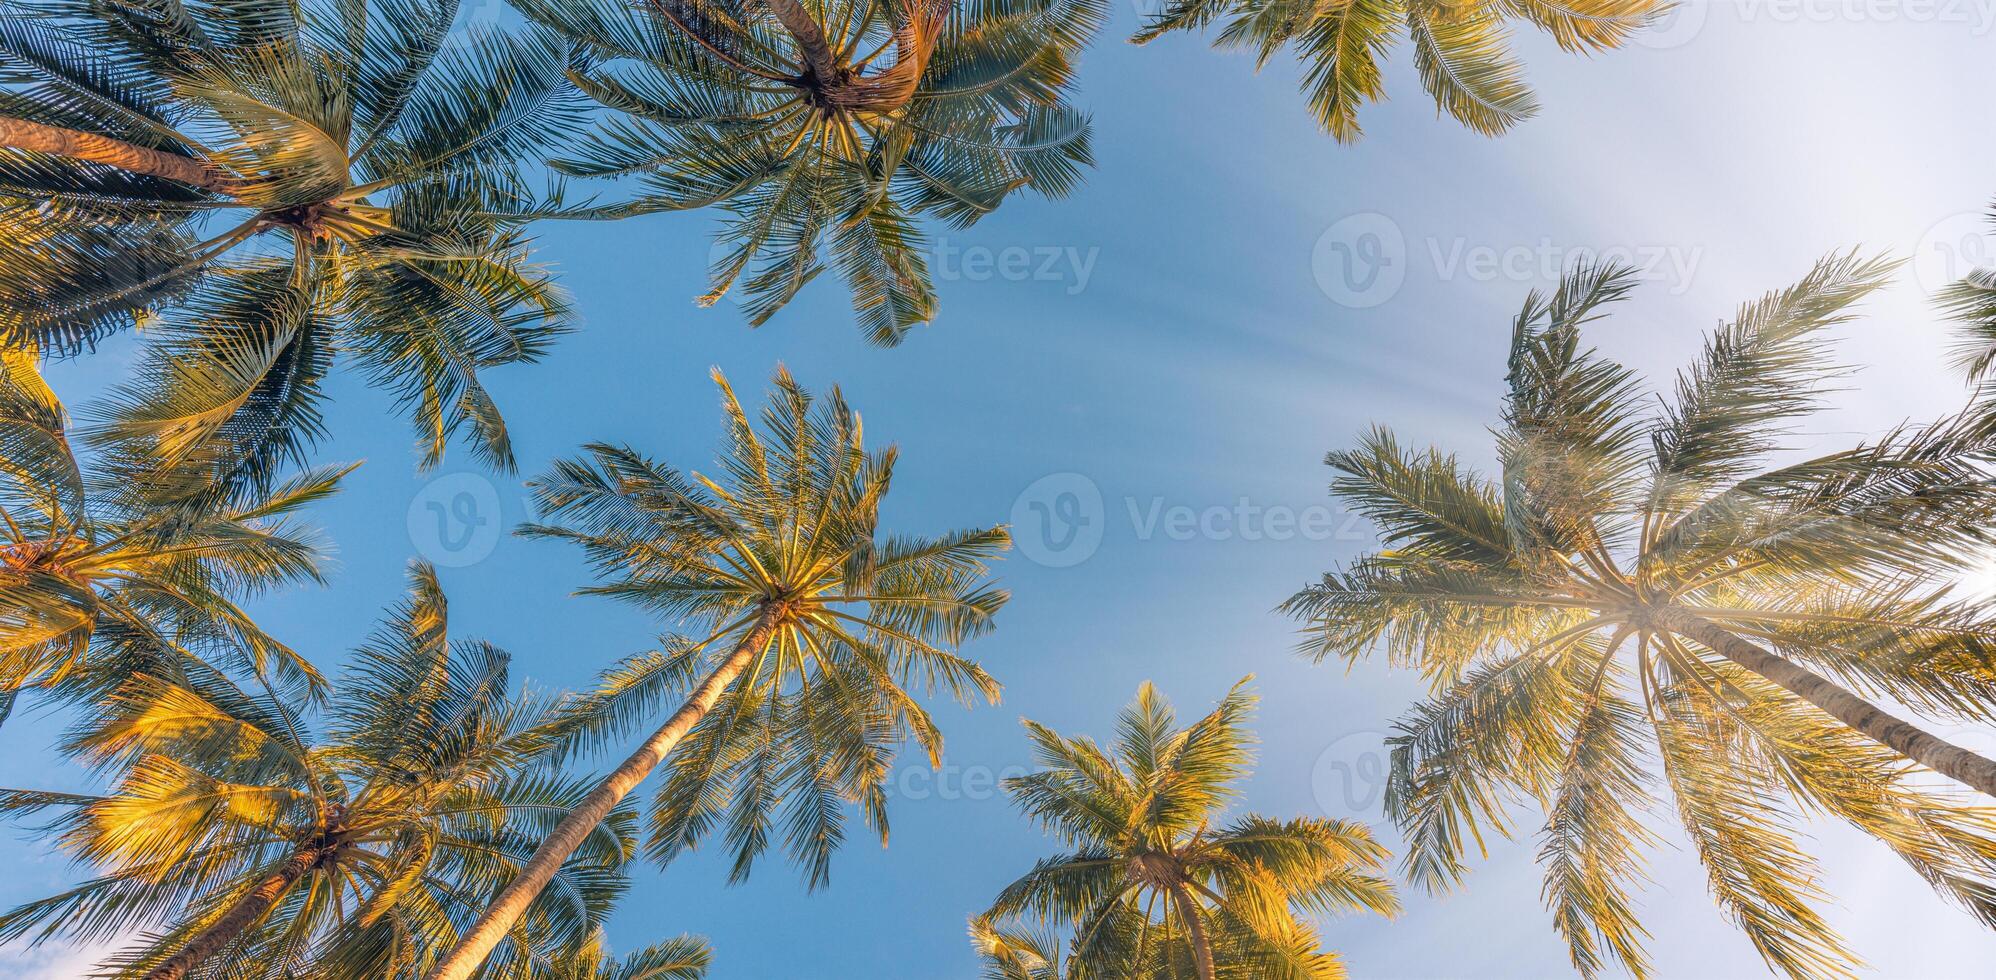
[
  {"x1": 1653, "y1": 674, "x2": 1858, "y2": 980},
  {"x1": 1130, "y1": 0, "x2": 1667, "y2": 139},
  {"x1": 1284, "y1": 559, "x2": 1575, "y2": 678},
  {"x1": 970, "y1": 912, "x2": 1067, "y2": 980},
  {"x1": 1499, "y1": 0, "x2": 1662, "y2": 50},
  {"x1": 1646, "y1": 250, "x2": 1899, "y2": 521},
  {"x1": 1498, "y1": 259, "x2": 1650, "y2": 556},
  {"x1": 1535, "y1": 682, "x2": 1655, "y2": 979},
  {"x1": 1404, "y1": 1, "x2": 1539, "y2": 136},
  {"x1": 1326, "y1": 425, "x2": 1514, "y2": 570},
  {"x1": 1384, "y1": 645, "x2": 1592, "y2": 891}
]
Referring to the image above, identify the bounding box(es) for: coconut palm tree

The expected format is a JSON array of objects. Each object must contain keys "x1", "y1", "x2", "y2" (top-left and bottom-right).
[
  {"x1": 424, "y1": 365, "x2": 1010, "y2": 980},
  {"x1": 0, "y1": 0, "x2": 584, "y2": 502},
  {"x1": 545, "y1": 929, "x2": 712, "y2": 980},
  {"x1": 1284, "y1": 256, "x2": 1996, "y2": 978},
  {"x1": 508, "y1": 0, "x2": 1102, "y2": 342},
  {"x1": 0, "y1": 347, "x2": 343, "y2": 719},
  {"x1": 1130, "y1": 0, "x2": 1668, "y2": 142},
  {"x1": 0, "y1": 561, "x2": 636, "y2": 980},
  {"x1": 986, "y1": 680, "x2": 1399, "y2": 980}
]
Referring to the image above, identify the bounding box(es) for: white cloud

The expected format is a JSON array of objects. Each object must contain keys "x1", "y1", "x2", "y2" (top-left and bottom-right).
[{"x1": 0, "y1": 940, "x2": 123, "y2": 979}]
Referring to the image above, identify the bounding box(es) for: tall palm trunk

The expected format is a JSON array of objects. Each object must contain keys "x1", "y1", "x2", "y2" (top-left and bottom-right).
[
  {"x1": 1170, "y1": 881, "x2": 1216, "y2": 980},
  {"x1": 759, "y1": 0, "x2": 842, "y2": 84},
  {"x1": 423, "y1": 605, "x2": 787, "y2": 980},
  {"x1": 0, "y1": 117, "x2": 231, "y2": 195},
  {"x1": 1664, "y1": 611, "x2": 1996, "y2": 797},
  {"x1": 752, "y1": 0, "x2": 942, "y2": 113},
  {"x1": 145, "y1": 844, "x2": 323, "y2": 980}
]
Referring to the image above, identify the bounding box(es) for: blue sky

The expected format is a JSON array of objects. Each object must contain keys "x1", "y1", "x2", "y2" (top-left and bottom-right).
[{"x1": 8, "y1": 3, "x2": 1996, "y2": 977}]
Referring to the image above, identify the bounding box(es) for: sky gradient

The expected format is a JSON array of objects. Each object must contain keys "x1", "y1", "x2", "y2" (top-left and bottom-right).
[{"x1": 7, "y1": 3, "x2": 1996, "y2": 977}]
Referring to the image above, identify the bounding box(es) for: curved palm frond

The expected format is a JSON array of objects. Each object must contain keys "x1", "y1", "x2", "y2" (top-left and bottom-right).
[{"x1": 1132, "y1": 0, "x2": 1669, "y2": 141}]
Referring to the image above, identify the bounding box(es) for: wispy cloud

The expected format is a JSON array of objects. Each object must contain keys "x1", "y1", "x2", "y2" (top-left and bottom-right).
[{"x1": 0, "y1": 940, "x2": 121, "y2": 979}]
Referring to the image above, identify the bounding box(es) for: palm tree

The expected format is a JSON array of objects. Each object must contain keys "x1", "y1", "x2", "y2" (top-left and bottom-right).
[
  {"x1": 0, "y1": 0, "x2": 583, "y2": 501},
  {"x1": 1284, "y1": 256, "x2": 1996, "y2": 978},
  {"x1": 545, "y1": 929, "x2": 712, "y2": 980},
  {"x1": 424, "y1": 365, "x2": 1010, "y2": 980},
  {"x1": 0, "y1": 347, "x2": 343, "y2": 718},
  {"x1": 508, "y1": 0, "x2": 1101, "y2": 342},
  {"x1": 1130, "y1": 0, "x2": 1668, "y2": 141},
  {"x1": 0, "y1": 561, "x2": 637, "y2": 980},
  {"x1": 986, "y1": 681, "x2": 1399, "y2": 980}
]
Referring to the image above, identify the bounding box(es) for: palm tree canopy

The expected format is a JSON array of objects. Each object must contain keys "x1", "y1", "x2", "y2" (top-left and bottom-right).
[
  {"x1": 525, "y1": 365, "x2": 1010, "y2": 886},
  {"x1": 985, "y1": 680, "x2": 1399, "y2": 979},
  {"x1": 0, "y1": 348, "x2": 342, "y2": 716},
  {"x1": 0, "y1": 0, "x2": 585, "y2": 503},
  {"x1": 0, "y1": 561, "x2": 637, "y2": 979},
  {"x1": 512, "y1": 0, "x2": 1102, "y2": 342},
  {"x1": 1130, "y1": 0, "x2": 1667, "y2": 141},
  {"x1": 544, "y1": 928, "x2": 713, "y2": 980},
  {"x1": 1284, "y1": 255, "x2": 1996, "y2": 979}
]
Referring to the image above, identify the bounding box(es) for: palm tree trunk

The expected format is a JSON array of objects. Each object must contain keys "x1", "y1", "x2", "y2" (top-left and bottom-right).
[
  {"x1": 759, "y1": 0, "x2": 842, "y2": 84},
  {"x1": 423, "y1": 605, "x2": 787, "y2": 980},
  {"x1": 0, "y1": 116, "x2": 231, "y2": 195},
  {"x1": 144, "y1": 844, "x2": 323, "y2": 980},
  {"x1": 1169, "y1": 880, "x2": 1216, "y2": 980},
  {"x1": 1663, "y1": 611, "x2": 1996, "y2": 797}
]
